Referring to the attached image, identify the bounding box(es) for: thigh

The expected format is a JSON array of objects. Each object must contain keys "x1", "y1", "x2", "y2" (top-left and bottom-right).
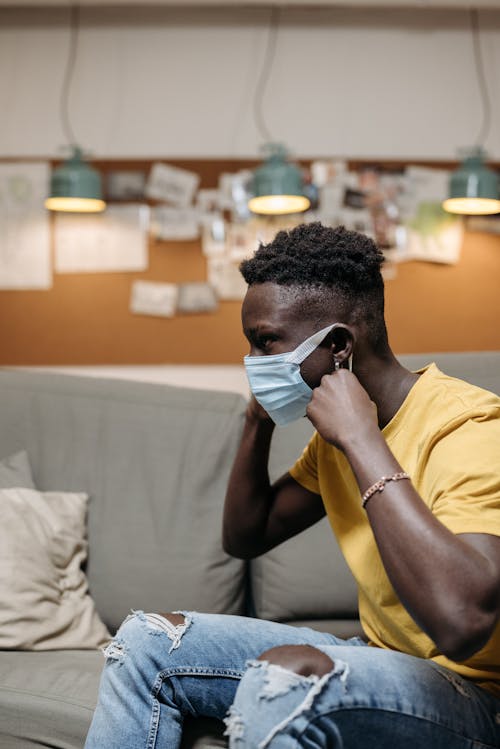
[
  {"x1": 134, "y1": 611, "x2": 360, "y2": 673},
  {"x1": 230, "y1": 644, "x2": 500, "y2": 749},
  {"x1": 110, "y1": 611, "x2": 359, "y2": 721}
]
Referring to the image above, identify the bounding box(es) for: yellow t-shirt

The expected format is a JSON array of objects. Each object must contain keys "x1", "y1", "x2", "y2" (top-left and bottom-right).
[{"x1": 289, "y1": 364, "x2": 500, "y2": 698}]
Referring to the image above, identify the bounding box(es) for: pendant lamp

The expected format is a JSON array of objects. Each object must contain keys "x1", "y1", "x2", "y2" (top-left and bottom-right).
[
  {"x1": 248, "y1": 143, "x2": 310, "y2": 216},
  {"x1": 45, "y1": 5, "x2": 105, "y2": 213},
  {"x1": 45, "y1": 146, "x2": 105, "y2": 213},
  {"x1": 442, "y1": 11, "x2": 500, "y2": 216},
  {"x1": 442, "y1": 148, "x2": 500, "y2": 216}
]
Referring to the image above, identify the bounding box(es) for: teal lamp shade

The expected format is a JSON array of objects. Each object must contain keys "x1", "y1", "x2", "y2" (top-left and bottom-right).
[
  {"x1": 45, "y1": 147, "x2": 106, "y2": 213},
  {"x1": 443, "y1": 148, "x2": 500, "y2": 215},
  {"x1": 248, "y1": 143, "x2": 310, "y2": 215}
]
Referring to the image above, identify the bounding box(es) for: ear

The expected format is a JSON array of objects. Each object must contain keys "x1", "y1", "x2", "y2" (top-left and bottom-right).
[{"x1": 328, "y1": 325, "x2": 355, "y2": 368}]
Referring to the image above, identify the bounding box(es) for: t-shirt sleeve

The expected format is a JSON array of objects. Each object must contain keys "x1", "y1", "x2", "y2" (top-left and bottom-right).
[
  {"x1": 288, "y1": 432, "x2": 321, "y2": 495},
  {"x1": 424, "y1": 416, "x2": 500, "y2": 537}
]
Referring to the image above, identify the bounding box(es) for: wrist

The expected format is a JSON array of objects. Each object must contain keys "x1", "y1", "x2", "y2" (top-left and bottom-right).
[{"x1": 338, "y1": 421, "x2": 382, "y2": 457}]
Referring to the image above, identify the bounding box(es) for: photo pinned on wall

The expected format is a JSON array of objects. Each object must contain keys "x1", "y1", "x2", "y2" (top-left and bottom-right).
[
  {"x1": 55, "y1": 204, "x2": 150, "y2": 274},
  {"x1": 227, "y1": 222, "x2": 258, "y2": 262},
  {"x1": 201, "y1": 213, "x2": 226, "y2": 257},
  {"x1": 397, "y1": 167, "x2": 463, "y2": 265},
  {"x1": 251, "y1": 214, "x2": 310, "y2": 246},
  {"x1": 130, "y1": 280, "x2": 179, "y2": 318},
  {"x1": 353, "y1": 167, "x2": 405, "y2": 251},
  {"x1": 218, "y1": 170, "x2": 253, "y2": 221},
  {"x1": 177, "y1": 282, "x2": 218, "y2": 313},
  {"x1": 145, "y1": 163, "x2": 200, "y2": 207},
  {"x1": 310, "y1": 159, "x2": 348, "y2": 189},
  {"x1": 196, "y1": 188, "x2": 223, "y2": 214},
  {"x1": 0, "y1": 161, "x2": 51, "y2": 289},
  {"x1": 207, "y1": 256, "x2": 248, "y2": 301},
  {"x1": 318, "y1": 181, "x2": 345, "y2": 224},
  {"x1": 401, "y1": 203, "x2": 463, "y2": 265},
  {"x1": 151, "y1": 206, "x2": 201, "y2": 241},
  {"x1": 106, "y1": 170, "x2": 146, "y2": 201}
]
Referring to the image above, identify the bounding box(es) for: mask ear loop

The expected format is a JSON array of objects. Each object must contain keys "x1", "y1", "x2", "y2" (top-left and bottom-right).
[{"x1": 333, "y1": 354, "x2": 353, "y2": 372}]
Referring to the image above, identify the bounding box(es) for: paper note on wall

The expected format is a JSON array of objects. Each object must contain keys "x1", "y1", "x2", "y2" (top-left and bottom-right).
[
  {"x1": 207, "y1": 257, "x2": 248, "y2": 301},
  {"x1": 145, "y1": 163, "x2": 200, "y2": 207},
  {"x1": 54, "y1": 204, "x2": 149, "y2": 273},
  {"x1": 0, "y1": 161, "x2": 51, "y2": 289},
  {"x1": 151, "y1": 206, "x2": 200, "y2": 241},
  {"x1": 177, "y1": 282, "x2": 218, "y2": 313},
  {"x1": 398, "y1": 167, "x2": 463, "y2": 264},
  {"x1": 130, "y1": 280, "x2": 178, "y2": 318}
]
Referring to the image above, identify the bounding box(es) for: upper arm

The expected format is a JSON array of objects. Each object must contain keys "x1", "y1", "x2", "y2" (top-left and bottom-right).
[{"x1": 262, "y1": 471, "x2": 326, "y2": 554}]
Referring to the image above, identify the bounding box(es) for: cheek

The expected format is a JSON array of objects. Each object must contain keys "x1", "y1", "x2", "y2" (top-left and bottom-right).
[{"x1": 299, "y1": 348, "x2": 333, "y2": 389}]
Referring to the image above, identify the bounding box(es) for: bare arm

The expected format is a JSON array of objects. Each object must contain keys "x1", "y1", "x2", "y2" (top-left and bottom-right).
[
  {"x1": 307, "y1": 370, "x2": 500, "y2": 662},
  {"x1": 223, "y1": 397, "x2": 325, "y2": 559}
]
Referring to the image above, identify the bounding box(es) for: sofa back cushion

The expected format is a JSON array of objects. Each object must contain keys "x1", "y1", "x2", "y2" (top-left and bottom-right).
[
  {"x1": 397, "y1": 351, "x2": 500, "y2": 394},
  {"x1": 251, "y1": 418, "x2": 359, "y2": 622},
  {"x1": 0, "y1": 370, "x2": 247, "y2": 633}
]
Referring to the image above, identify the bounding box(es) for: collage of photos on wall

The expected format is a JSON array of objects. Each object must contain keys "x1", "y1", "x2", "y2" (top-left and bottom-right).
[{"x1": 1, "y1": 157, "x2": 496, "y2": 318}]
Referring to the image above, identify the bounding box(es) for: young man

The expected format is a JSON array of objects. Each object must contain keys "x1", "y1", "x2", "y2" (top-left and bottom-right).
[{"x1": 85, "y1": 223, "x2": 500, "y2": 748}]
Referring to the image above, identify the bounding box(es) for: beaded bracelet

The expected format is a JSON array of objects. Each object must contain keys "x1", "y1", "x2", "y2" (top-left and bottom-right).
[{"x1": 361, "y1": 471, "x2": 410, "y2": 509}]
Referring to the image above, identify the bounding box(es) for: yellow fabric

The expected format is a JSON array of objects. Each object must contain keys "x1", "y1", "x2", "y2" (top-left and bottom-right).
[{"x1": 289, "y1": 364, "x2": 500, "y2": 698}]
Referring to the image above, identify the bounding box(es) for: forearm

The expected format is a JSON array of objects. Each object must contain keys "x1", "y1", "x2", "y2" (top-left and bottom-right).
[
  {"x1": 344, "y1": 428, "x2": 499, "y2": 660},
  {"x1": 222, "y1": 410, "x2": 276, "y2": 558}
]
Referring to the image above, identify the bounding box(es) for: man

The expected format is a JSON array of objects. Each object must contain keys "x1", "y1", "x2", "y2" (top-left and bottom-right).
[{"x1": 85, "y1": 223, "x2": 500, "y2": 748}]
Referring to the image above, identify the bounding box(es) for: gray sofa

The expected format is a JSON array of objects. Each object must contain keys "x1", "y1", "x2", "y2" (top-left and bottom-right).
[{"x1": 0, "y1": 352, "x2": 499, "y2": 749}]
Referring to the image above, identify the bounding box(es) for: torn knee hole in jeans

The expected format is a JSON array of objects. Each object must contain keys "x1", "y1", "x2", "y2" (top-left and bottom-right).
[
  {"x1": 102, "y1": 638, "x2": 127, "y2": 665},
  {"x1": 252, "y1": 658, "x2": 349, "y2": 701},
  {"x1": 223, "y1": 706, "x2": 245, "y2": 743},
  {"x1": 141, "y1": 610, "x2": 192, "y2": 653},
  {"x1": 231, "y1": 658, "x2": 349, "y2": 749}
]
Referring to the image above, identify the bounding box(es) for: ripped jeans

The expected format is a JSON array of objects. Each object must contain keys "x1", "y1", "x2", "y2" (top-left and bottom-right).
[{"x1": 84, "y1": 611, "x2": 500, "y2": 749}]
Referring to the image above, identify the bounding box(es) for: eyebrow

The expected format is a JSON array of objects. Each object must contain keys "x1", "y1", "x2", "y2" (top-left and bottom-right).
[{"x1": 244, "y1": 323, "x2": 279, "y2": 335}]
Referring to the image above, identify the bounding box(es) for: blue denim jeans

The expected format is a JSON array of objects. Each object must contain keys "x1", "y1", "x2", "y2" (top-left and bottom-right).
[{"x1": 84, "y1": 611, "x2": 500, "y2": 749}]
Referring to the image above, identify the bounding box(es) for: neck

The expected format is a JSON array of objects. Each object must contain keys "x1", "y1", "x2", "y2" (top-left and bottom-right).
[{"x1": 353, "y1": 352, "x2": 420, "y2": 429}]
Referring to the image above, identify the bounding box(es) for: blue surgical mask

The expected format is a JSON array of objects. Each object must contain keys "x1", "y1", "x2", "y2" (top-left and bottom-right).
[{"x1": 244, "y1": 323, "x2": 344, "y2": 427}]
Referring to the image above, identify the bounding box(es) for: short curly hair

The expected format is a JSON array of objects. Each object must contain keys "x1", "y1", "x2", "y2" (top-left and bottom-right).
[{"x1": 240, "y1": 222, "x2": 389, "y2": 351}]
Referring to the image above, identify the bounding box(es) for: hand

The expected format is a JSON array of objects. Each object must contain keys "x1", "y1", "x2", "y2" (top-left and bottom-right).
[
  {"x1": 306, "y1": 369, "x2": 379, "y2": 451},
  {"x1": 246, "y1": 395, "x2": 274, "y2": 424}
]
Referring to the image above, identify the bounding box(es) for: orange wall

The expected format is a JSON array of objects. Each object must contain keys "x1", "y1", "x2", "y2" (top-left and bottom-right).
[
  {"x1": 385, "y1": 230, "x2": 500, "y2": 354},
  {"x1": 1, "y1": 159, "x2": 499, "y2": 365}
]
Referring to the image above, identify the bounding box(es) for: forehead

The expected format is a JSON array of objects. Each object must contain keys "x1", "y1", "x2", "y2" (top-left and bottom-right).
[
  {"x1": 242, "y1": 282, "x2": 298, "y2": 321},
  {"x1": 242, "y1": 282, "x2": 320, "y2": 337}
]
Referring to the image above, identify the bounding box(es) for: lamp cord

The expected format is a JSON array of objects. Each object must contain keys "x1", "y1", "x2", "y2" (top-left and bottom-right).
[
  {"x1": 470, "y1": 8, "x2": 491, "y2": 148},
  {"x1": 253, "y1": 6, "x2": 281, "y2": 144},
  {"x1": 60, "y1": 3, "x2": 80, "y2": 148}
]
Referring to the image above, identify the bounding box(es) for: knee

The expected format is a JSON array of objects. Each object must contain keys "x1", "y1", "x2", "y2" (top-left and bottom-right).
[
  {"x1": 158, "y1": 612, "x2": 185, "y2": 626},
  {"x1": 257, "y1": 644, "x2": 334, "y2": 678}
]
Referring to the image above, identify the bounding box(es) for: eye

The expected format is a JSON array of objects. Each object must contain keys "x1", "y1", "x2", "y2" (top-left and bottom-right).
[{"x1": 256, "y1": 334, "x2": 277, "y2": 351}]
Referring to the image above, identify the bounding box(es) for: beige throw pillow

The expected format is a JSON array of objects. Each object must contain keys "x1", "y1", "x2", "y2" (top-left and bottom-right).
[{"x1": 0, "y1": 487, "x2": 110, "y2": 650}]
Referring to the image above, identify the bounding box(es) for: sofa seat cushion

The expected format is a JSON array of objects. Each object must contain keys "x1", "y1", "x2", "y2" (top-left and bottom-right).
[
  {"x1": 0, "y1": 650, "x2": 103, "y2": 748},
  {"x1": 0, "y1": 651, "x2": 229, "y2": 749}
]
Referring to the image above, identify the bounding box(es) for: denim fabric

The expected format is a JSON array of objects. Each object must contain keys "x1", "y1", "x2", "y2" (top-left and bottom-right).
[{"x1": 84, "y1": 611, "x2": 500, "y2": 749}]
